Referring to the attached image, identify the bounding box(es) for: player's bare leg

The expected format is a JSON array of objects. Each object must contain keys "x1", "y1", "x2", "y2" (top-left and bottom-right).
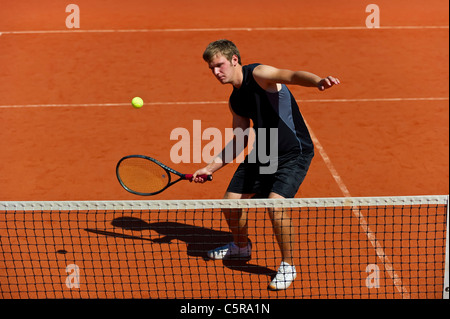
[
  {"x1": 222, "y1": 191, "x2": 253, "y2": 248},
  {"x1": 267, "y1": 192, "x2": 295, "y2": 265},
  {"x1": 207, "y1": 192, "x2": 252, "y2": 260},
  {"x1": 267, "y1": 192, "x2": 297, "y2": 290}
]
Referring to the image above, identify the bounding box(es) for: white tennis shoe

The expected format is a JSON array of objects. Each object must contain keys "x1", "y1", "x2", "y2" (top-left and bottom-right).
[
  {"x1": 268, "y1": 261, "x2": 297, "y2": 290},
  {"x1": 207, "y1": 242, "x2": 251, "y2": 260}
]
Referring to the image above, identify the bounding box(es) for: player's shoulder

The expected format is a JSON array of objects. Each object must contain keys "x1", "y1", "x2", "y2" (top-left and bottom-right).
[
  {"x1": 249, "y1": 64, "x2": 280, "y2": 80},
  {"x1": 244, "y1": 63, "x2": 262, "y2": 72},
  {"x1": 243, "y1": 63, "x2": 263, "y2": 83}
]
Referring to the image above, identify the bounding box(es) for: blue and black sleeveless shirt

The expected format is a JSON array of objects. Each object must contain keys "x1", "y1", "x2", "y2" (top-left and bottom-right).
[{"x1": 229, "y1": 63, "x2": 314, "y2": 157}]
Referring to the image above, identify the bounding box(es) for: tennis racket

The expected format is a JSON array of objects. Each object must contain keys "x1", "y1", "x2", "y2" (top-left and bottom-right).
[{"x1": 116, "y1": 155, "x2": 212, "y2": 196}]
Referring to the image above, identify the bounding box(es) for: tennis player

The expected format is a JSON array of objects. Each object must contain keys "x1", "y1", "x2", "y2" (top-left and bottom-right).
[{"x1": 193, "y1": 39, "x2": 340, "y2": 290}]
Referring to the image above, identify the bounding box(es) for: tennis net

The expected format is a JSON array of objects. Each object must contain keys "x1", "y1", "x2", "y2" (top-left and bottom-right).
[{"x1": 0, "y1": 195, "x2": 448, "y2": 299}]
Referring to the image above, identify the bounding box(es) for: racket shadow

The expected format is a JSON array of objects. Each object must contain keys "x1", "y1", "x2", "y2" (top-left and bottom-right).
[
  {"x1": 85, "y1": 216, "x2": 275, "y2": 278},
  {"x1": 112, "y1": 217, "x2": 234, "y2": 259}
]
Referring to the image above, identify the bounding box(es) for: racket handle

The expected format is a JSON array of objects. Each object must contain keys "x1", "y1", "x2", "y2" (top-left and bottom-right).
[{"x1": 185, "y1": 174, "x2": 213, "y2": 182}]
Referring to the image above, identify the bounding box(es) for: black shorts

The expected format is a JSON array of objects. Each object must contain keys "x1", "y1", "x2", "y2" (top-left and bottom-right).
[{"x1": 226, "y1": 151, "x2": 314, "y2": 198}]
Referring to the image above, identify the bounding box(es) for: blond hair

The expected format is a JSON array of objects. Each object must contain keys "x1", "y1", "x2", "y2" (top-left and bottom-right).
[{"x1": 202, "y1": 39, "x2": 242, "y2": 65}]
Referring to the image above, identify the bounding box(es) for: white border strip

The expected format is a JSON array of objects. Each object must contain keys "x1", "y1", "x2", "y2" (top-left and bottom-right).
[{"x1": 0, "y1": 195, "x2": 447, "y2": 211}]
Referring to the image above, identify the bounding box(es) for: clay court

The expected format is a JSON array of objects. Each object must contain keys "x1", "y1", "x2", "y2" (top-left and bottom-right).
[{"x1": 0, "y1": 0, "x2": 448, "y2": 300}]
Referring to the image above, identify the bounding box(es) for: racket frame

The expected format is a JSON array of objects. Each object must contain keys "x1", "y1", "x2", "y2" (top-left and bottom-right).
[{"x1": 116, "y1": 154, "x2": 211, "y2": 196}]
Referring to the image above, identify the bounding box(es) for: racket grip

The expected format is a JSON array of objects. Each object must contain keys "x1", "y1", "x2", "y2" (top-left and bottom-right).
[{"x1": 185, "y1": 174, "x2": 213, "y2": 182}]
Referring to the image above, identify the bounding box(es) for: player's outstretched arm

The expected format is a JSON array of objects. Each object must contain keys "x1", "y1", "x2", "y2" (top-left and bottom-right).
[{"x1": 252, "y1": 65, "x2": 340, "y2": 91}]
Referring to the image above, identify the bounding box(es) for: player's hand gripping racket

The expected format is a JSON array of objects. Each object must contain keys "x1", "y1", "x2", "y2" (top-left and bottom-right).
[{"x1": 116, "y1": 155, "x2": 212, "y2": 196}]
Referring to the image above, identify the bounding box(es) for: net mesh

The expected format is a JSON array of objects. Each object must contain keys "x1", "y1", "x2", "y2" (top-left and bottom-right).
[{"x1": 0, "y1": 196, "x2": 448, "y2": 299}]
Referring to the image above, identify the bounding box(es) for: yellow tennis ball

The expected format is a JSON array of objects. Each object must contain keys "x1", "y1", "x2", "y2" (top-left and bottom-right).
[{"x1": 131, "y1": 97, "x2": 144, "y2": 109}]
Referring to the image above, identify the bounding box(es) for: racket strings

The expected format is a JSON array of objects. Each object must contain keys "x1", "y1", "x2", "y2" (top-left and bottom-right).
[{"x1": 118, "y1": 158, "x2": 169, "y2": 194}]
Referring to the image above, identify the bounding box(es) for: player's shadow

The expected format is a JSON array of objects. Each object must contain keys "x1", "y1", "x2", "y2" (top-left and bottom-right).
[{"x1": 85, "y1": 216, "x2": 275, "y2": 278}]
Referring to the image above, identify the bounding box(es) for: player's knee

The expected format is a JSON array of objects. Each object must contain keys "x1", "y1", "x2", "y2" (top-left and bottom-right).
[
  {"x1": 223, "y1": 191, "x2": 254, "y2": 199},
  {"x1": 267, "y1": 207, "x2": 290, "y2": 223}
]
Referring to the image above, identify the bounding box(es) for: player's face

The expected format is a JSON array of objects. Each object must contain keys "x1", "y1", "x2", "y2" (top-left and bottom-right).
[{"x1": 208, "y1": 54, "x2": 235, "y2": 84}]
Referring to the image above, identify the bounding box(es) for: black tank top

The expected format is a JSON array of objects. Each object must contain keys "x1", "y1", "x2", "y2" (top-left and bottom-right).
[{"x1": 229, "y1": 63, "x2": 314, "y2": 157}]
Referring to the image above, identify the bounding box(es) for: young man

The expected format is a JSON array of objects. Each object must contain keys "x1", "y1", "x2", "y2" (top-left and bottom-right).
[{"x1": 193, "y1": 39, "x2": 340, "y2": 290}]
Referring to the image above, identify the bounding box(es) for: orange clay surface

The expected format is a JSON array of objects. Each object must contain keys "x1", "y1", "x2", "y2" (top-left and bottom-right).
[{"x1": 0, "y1": 0, "x2": 448, "y2": 299}]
